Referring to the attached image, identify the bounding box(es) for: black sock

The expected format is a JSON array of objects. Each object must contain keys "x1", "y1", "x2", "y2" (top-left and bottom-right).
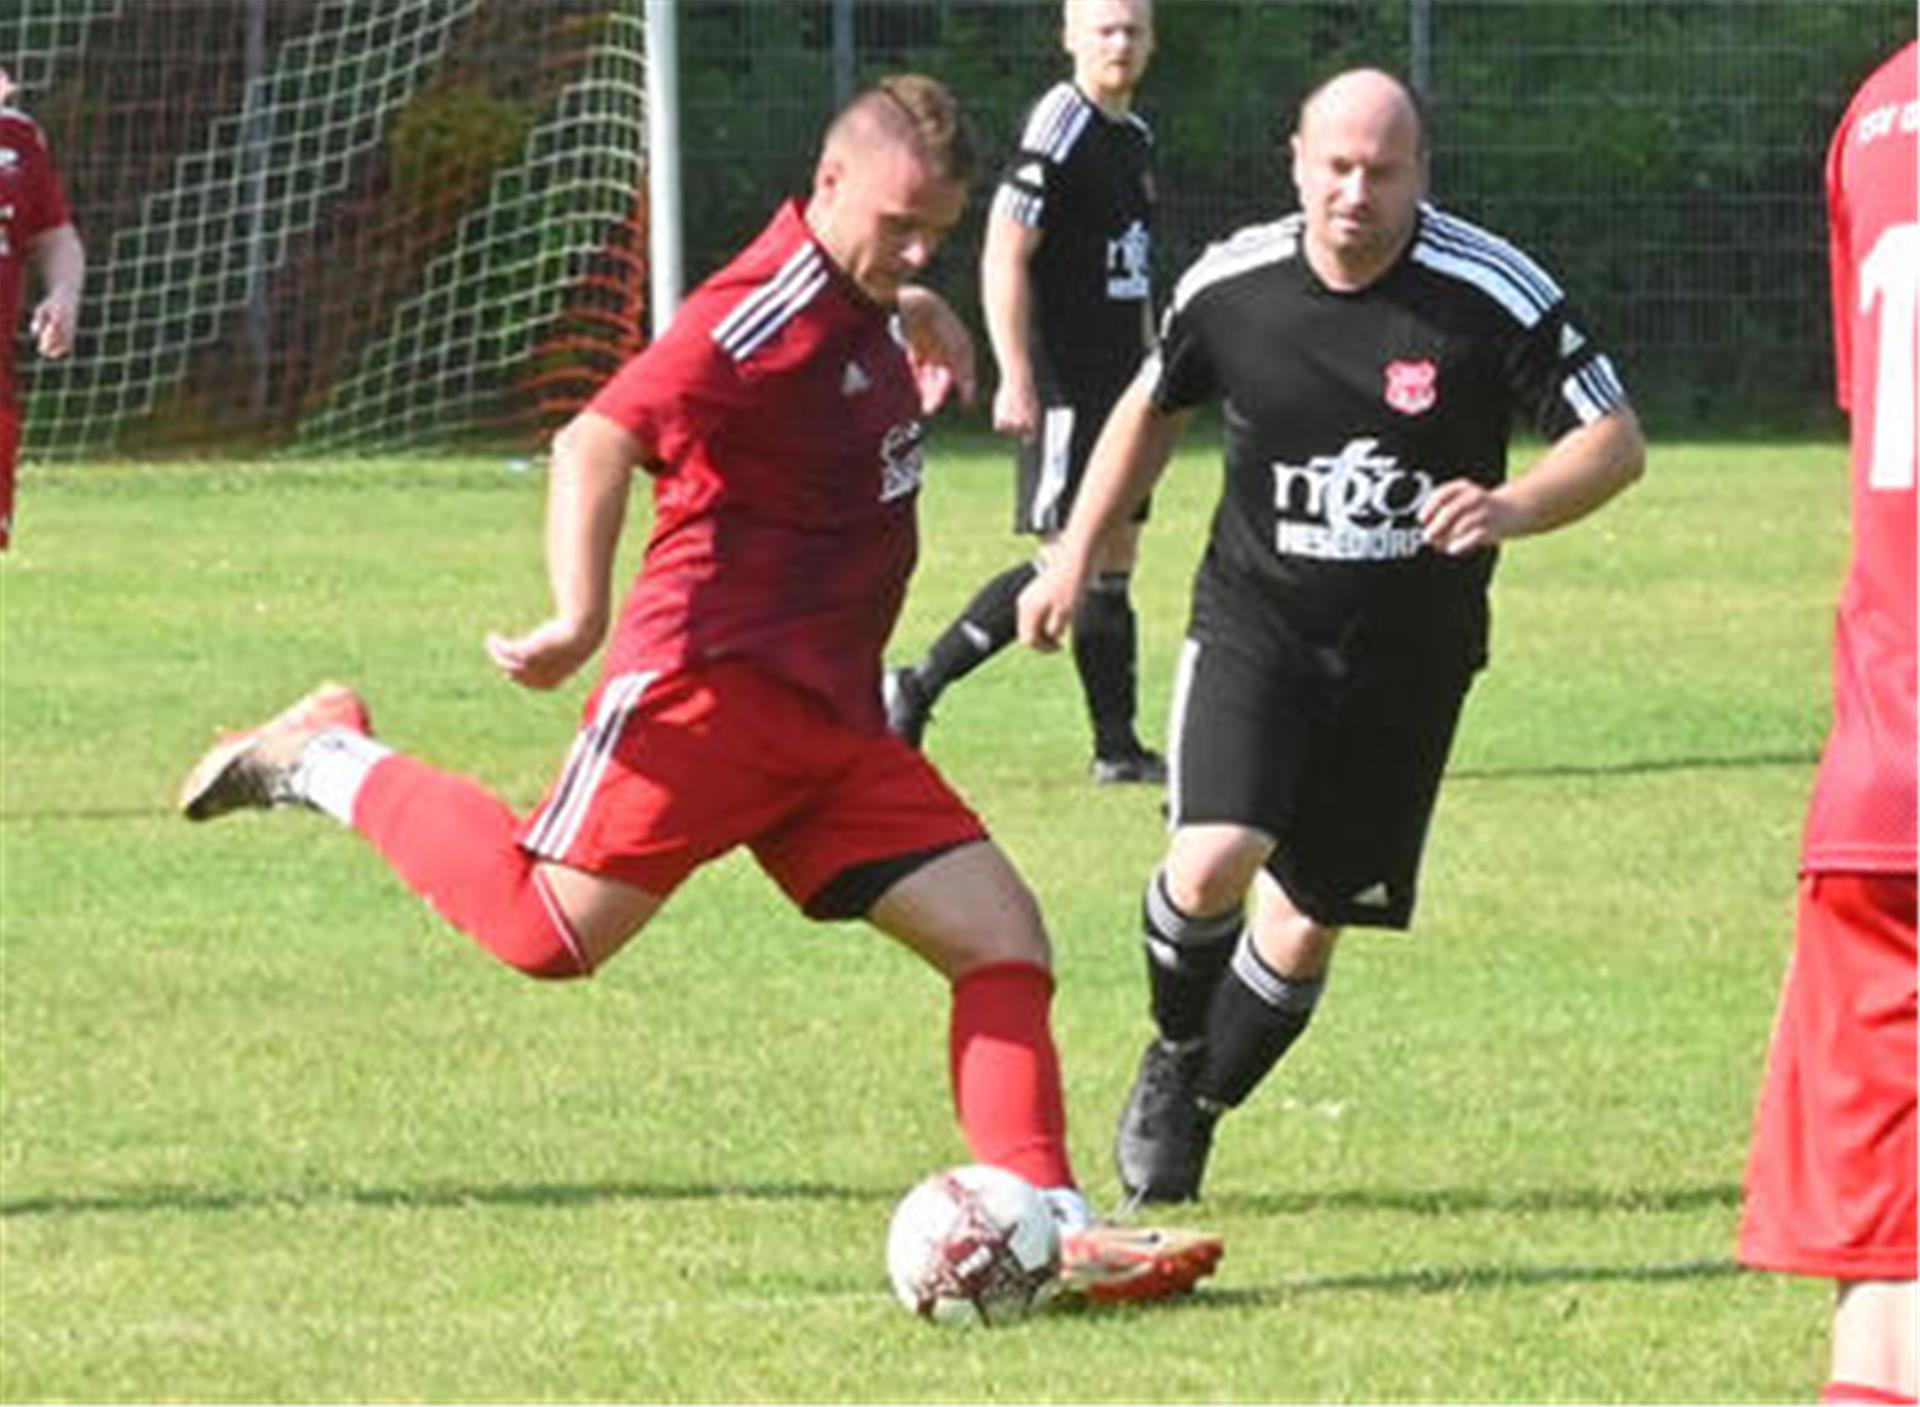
[
  {"x1": 915, "y1": 562, "x2": 1038, "y2": 697},
  {"x1": 1195, "y1": 931, "x2": 1324, "y2": 1110},
  {"x1": 1141, "y1": 868, "x2": 1241, "y2": 1043},
  {"x1": 1072, "y1": 571, "x2": 1142, "y2": 757}
]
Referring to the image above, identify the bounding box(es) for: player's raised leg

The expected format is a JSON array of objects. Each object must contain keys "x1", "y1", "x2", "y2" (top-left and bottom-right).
[
  {"x1": 177, "y1": 681, "x2": 658, "y2": 978},
  {"x1": 886, "y1": 562, "x2": 1039, "y2": 746}
]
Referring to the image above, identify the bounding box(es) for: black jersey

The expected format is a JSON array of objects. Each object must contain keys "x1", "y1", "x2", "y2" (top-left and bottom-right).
[
  {"x1": 995, "y1": 81, "x2": 1154, "y2": 403},
  {"x1": 1151, "y1": 204, "x2": 1629, "y2": 674}
]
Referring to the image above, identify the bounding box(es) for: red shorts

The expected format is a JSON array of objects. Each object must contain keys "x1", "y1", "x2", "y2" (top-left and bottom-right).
[
  {"x1": 1, "y1": 403, "x2": 18, "y2": 550},
  {"x1": 1739, "y1": 872, "x2": 1918, "y2": 1281},
  {"x1": 518, "y1": 661, "x2": 988, "y2": 915}
]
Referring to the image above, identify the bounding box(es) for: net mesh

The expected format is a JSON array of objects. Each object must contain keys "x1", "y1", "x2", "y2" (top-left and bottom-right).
[{"x1": 4, "y1": 0, "x2": 648, "y2": 458}]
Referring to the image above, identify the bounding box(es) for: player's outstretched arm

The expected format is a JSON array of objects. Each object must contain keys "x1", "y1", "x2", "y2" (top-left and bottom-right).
[
  {"x1": 1419, "y1": 404, "x2": 1646, "y2": 556},
  {"x1": 486, "y1": 409, "x2": 641, "y2": 690},
  {"x1": 1020, "y1": 368, "x2": 1187, "y2": 650}
]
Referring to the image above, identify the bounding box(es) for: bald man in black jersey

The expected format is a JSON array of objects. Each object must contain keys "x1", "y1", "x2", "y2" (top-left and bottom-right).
[{"x1": 1022, "y1": 68, "x2": 1646, "y2": 1203}]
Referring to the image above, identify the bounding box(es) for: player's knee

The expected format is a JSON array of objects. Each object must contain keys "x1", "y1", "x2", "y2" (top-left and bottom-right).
[
  {"x1": 949, "y1": 876, "x2": 1053, "y2": 976},
  {"x1": 1162, "y1": 857, "x2": 1254, "y2": 919},
  {"x1": 863, "y1": 840, "x2": 1055, "y2": 977},
  {"x1": 1164, "y1": 827, "x2": 1273, "y2": 916},
  {"x1": 480, "y1": 872, "x2": 594, "y2": 981},
  {"x1": 490, "y1": 925, "x2": 592, "y2": 981},
  {"x1": 505, "y1": 949, "x2": 589, "y2": 980},
  {"x1": 995, "y1": 880, "x2": 1053, "y2": 969},
  {"x1": 1247, "y1": 883, "x2": 1340, "y2": 979}
]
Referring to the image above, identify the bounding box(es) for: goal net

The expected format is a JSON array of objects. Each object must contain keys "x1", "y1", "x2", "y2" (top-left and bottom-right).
[{"x1": 4, "y1": 0, "x2": 649, "y2": 458}]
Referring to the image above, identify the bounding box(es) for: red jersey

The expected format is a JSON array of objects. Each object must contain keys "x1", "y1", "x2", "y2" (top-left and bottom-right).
[
  {"x1": 0, "y1": 107, "x2": 73, "y2": 408},
  {"x1": 1802, "y1": 41, "x2": 1918, "y2": 875},
  {"x1": 588, "y1": 201, "x2": 927, "y2": 732}
]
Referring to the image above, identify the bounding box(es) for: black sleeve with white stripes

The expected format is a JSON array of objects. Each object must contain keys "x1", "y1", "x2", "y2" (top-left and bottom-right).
[
  {"x1": 1414, "y1": 207, "x2": 1630, "y2": 440},
  {"x1": 992, "y1": 83, "x2": 1089, "y2": 232},
  {"x1": 1507, "y1": 299, "x2": 1631, "y2": 442}
]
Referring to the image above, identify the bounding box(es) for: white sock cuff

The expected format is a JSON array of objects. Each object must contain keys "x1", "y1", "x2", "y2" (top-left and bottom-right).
[
  {"x1": 1039, "y1": 1186, "x2": 1094, "y2": 1233},
  {"x1": 295, "y1": 728, "x2": 393, "y2": 825}
]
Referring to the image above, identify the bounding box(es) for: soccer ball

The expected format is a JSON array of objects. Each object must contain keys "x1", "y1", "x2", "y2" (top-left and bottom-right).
[{"x1": 885, "y1": 1164, "x2": 1061, "y2": 1326}]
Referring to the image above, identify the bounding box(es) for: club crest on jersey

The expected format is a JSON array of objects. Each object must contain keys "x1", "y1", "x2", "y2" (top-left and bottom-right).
[
  {"x1": 1383, "y1": 359, "x2": 1438, "y2": 416},
  {"x1": 879, "y1": 420, "x2": 926, "y2": 503}
]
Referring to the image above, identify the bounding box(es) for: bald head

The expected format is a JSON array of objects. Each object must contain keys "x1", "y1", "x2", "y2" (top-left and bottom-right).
[
  {"x1": 1297, "y1": 68, "x2": 1427, "y2": 158},
  {"x1": 1290, "y1": 67, "x2": 1429, "y2": 290}
]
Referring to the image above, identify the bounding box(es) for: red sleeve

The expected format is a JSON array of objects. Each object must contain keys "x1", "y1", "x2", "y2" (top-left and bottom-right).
[
  {"x1": 1825, "y1": 98, "x2": 1853, "y2": 414},
  {"x1": 5, "y1": 114, "x2": 73, "y2": 242},
  {"x1": 586, "y1": 291, "x2": 766, "y2": 476},
  {"x1": 586, "y1": 345, "x2": 674, "y2": 465}
]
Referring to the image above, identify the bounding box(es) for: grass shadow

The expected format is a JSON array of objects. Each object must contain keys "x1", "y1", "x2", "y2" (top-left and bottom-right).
[
  {"x1": 1212, "y1": 1181, "x2": 1744, "y2": 1219},
  {"x1": 1196, "y1": 1255, "x2": 1744, "y2": 1307},
  {"x1": 1447, "y1": 749, "x2": 1815, "y2": 783},
  {"x1": 0, "y1": 1177, "x2": 891, "y2": 1221}
]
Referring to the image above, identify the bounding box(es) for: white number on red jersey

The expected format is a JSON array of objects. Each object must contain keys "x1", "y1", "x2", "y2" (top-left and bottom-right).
[{"x1": 1860, "y1": 221, "x2": 1919, "y2": 490}]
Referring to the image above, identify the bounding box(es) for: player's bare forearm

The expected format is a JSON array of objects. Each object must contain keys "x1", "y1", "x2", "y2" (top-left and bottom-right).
[
  {"x1": 487, "y1": 410, "x2": 637, "y2": 689},
  {"x1": 1420, "y1": 405, "x2": 1645, "y2": 555},
  {"x1": 981, "y1": 212, "x2": 1041, "y2": 437},
  {"x1": 29, "y1": 224, "x2": 84, "y2": 360},
  {"x1": 1021, "y1": 374, "x2": 1185, "y2": 649},
  {"x1": 545, "y1": 411, "x2": 638, "y2": 637},
  {"x1": 1511, "y1": 404, "x2": 1645, "y2": 533},
  {"x1": 1062, "y1": 371, "x2": 1184, "y2": 562}
]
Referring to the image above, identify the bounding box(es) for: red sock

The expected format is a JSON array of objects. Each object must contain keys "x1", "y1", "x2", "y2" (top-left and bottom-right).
[
  {"x1": 1822, "y1": 1384, "x2": 1917, "y2": 1405},
  {"x1": 352, "y1": 754, "x2": 589, "y2": 980},
  {"x1": 948, "y1": 961, "x2": 1075, "y2": 1190}
]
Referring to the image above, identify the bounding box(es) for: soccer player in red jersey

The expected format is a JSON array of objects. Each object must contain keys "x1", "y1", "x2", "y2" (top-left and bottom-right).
[
  {"x1": 179, "y1": 75, "x2": 1219, "y2": 1305},
  {"x1": 1738, "y1": 39, "x2": 1917, "y2": 1407},
  {"x1": 0, "y1": 66, "x2": 85, "y2": 551}
]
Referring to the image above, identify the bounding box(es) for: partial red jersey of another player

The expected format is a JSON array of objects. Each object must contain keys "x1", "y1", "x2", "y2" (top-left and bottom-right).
[
  {"x1": 1739, "y1": 41, "x2": 1919, "y2": 1289},
  {"x1": 1803, "y1": 39, "x2": 1918, "y2": 876},
  {"x1": 1, "y1": 104, "x2": 73, "y2": 548},
  {"x1": 0, "y1": 105, "x2": 71, "y2": 409},
  {"x1": 588, "y1": 200, "x2": 928, "y2": 733}
]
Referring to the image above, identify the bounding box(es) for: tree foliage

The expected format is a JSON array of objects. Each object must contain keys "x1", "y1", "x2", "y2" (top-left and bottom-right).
[{"x1": 676, "y1": 0, "x2": 1909, "y2": 429}]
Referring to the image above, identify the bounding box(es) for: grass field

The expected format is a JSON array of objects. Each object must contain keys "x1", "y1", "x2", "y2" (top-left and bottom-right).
[{"x1": 1, "y1": 429, "x2": 1850, "y2": 1402}]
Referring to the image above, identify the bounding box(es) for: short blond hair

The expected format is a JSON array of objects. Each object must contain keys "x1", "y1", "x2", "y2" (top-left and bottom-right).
[
  {"x1": 1064, "y1": 0, "x2": 1154, "y2": 31},
  {"x1": 824, "y1": 73, "x2": 978, "y2": 184}
]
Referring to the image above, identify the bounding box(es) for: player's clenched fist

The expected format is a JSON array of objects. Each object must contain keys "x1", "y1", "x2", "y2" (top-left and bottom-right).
[{"x1": 1017, "y1": 560, "x2": 1082, "y2": 652}]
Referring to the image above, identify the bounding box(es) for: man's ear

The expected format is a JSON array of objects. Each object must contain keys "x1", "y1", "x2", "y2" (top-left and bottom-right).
[{"x1": 813, "y1": 151, "x2": 845, "y2": 205}]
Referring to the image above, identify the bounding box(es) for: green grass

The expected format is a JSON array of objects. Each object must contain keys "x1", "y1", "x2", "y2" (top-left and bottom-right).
[{"x1": 1, "y1": 432, "x2": 1849, "y2": 1401}]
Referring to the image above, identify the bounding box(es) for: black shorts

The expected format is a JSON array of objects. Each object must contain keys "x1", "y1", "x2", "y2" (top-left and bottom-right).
[
  {"x1": 1013, "y1": 398, "x2": 1151, "y2": 536},
  {"x1": 1166, "y1": 633, "x2": 1473, "y2": 930}
]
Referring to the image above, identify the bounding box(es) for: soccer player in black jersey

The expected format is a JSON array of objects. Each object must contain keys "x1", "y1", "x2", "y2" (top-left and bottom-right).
[
  {"x1": 1021, "y1": 68, "x2": 1647, "y2": 1202},
  {"x1": 886, "y1": 0, "x2": 1164, "y2": 784}
]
